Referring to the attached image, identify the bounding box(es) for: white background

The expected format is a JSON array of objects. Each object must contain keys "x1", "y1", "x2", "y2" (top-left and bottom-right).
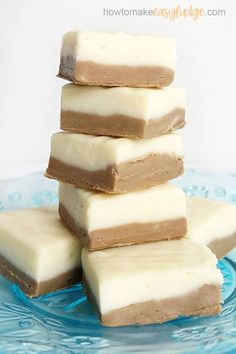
[{"x1": 0, "y1": 0, "x2": 235, "y2": 178}]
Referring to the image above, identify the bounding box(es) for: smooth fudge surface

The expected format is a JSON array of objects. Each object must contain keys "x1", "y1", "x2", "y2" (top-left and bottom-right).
[
  {"x1": 58, "y1": 31, "x2": 176, "y2": 87},
  {"x1": 0, "y1": 207, "x2": 82, "y2": 297},
  {"x1": 187, "y1": 197, "x2": 236, "y2": 259},
  {"x1": 59, "y1": 182, "x2": 187, "y2": 250},
  {"x1": 61, "y1": 84, "x2": 186, "y2": 138},
  {"x1": 82, "y1": 239, "x2": 223, "y2": 327},
  {"x1": 46, "y1": 132, "x2": 184, "y2": 193}
]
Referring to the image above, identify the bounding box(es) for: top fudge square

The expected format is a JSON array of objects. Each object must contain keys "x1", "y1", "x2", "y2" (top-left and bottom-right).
[{"x1": 58, "y1": 31, "x2": 176, "y2": 87}]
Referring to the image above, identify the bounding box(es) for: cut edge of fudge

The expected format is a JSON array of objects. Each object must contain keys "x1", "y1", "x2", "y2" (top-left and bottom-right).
[
  {"x1": 45, "y1": 153, "x2": 184, "y2": 193},
  {"x1": 187, "y1": 197, "x2": 236, "y2": 259},
  {"x1": 0, "y1": 207, "x2": 82, "y2": 297},
  {"x1": 60, "y1": 85, "x2": 186, "y2": 138},
  {"x1": 0, "y1": 253, "x2": 82, "y2": 298},
  {"x1": 58, "y1": 31, "x2": 176, "y2": 88},
  {"x1": 83, "y1": 275, "x2": 221, "y2": 327},
  {"x1": 59, "y1": 203, "x2": 187, "y2": 250},
  {"x1": 60, "y1": 108, "x2": 185, "y2": 138},
  {"x1": 81, "y1": 240, "x2": 223, "y2": 327}
]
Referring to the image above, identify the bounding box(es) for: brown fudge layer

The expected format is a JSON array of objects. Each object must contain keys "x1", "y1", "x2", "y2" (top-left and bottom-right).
[
  {"x1": 60, "y1": 108, "x2": 185, "y2": 139},
  {"x1": 83, "y1": 276, "x2": 221, "y2": 327},
  {"x1": 59, "y1": 203, "x2": 187, "y2": 251},
  {"x1": 208, "y1": 231, "x2": 236, "y2": 259},
  {"x1": 0, "y1": 254, "x2": 82, "y2": 297},
  {"x1": 46, "y1": 154, "x2": 184, "y2": 193},
  {"x1": 58, "y1": 59, "x2": 174, "y2": 88}
]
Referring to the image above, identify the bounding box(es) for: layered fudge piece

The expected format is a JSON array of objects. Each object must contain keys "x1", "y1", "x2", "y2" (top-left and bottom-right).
[
  {"x1": 59, "y1": 182, "x2": 187, "y2": 250},
  {"x1": 187, "y1": 197, "x2": 236, "y2": 259},
  {"x1": 61, "y1": 84, "x2": 186, "y2": 138},
  {"x1": 58, "y1": 31, "x2": 176, "y2": 87},
  {"x1": 82, "y1": 239, "x2": 223, "y2": 327},
  {"x1": 0, "y1": 207, "x2": 82, "y2": 297},
  {"x1": 46, "y1": 132, "x2": 184, "y2": 193}
]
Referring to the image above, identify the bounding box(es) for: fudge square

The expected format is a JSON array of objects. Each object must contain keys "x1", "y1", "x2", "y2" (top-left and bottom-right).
[
  {"x1": 61, "y1": 84, "x2": 186, "y2": 138},
  {"x1": 46, "y1": 132, "x2": 184, "y2": 193},
  {"x1": 0, "y1": 207, "x2": 82, "y2": 297},
  {"x1": 82, "y1": 239, "x2": 223, "y2": 327},
  {"x1": 187, "y1": 197, "x2": 236, "y2": 259},
  {"x1": 59, "y1": 182, "x2": 187, "y2": 250},
  {"x1": 58, "y1": 31, "x2": 176, "y2": 88}
]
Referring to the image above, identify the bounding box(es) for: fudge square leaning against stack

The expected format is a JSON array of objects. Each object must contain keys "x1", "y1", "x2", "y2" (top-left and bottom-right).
[{"x1": 45, "y1": 31, "x2": 223, "y2": 327}]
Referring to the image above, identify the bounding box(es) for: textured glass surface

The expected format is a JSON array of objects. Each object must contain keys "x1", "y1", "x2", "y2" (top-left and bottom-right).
[{"x1": 0, "y1": 170, "x2": 236, "y2": 353}]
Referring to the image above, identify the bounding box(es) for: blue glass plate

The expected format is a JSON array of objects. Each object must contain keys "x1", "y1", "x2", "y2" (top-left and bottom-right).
[{"x1": 0, "y1": 170, "x2": 236, "y2": 354}]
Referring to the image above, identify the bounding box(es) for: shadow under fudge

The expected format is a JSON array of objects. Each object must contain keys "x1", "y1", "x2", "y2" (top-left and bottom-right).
[
  {"x1": 46, "y1": 154, "x2": 184, "y2": 194},
  {"x1": 0, "y1": 254, "x2": 82, "y2": 297},
  {"x1": 58, "y1": 58, "x2": 174, "y2": 88},
  {"x1": 60, "y1": 108, "x2": 185, "y2": 139}
]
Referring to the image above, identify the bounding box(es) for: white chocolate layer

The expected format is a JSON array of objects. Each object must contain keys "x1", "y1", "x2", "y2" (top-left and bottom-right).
[
  {"x1": 0, "y1": 207, "x2": 81, "y2": 282},
  {"x1": 61, "y1": 84, "x2": 186, "y2": 121},
  {"x1": 61, "y1": 31, "x2": 176, "y2": 69},
  {"x1": 187, "y1": 197, "x2": 236, "y2": 245},
  {"x1": 82, "y1": 239, "x2": 223, "y2": 314},
  {"x1": 59, "y1": 183, "x2": 186, "y2": 232},
  {"x1": 50, "y1": 132, "x2": 183, "y2": 171}
]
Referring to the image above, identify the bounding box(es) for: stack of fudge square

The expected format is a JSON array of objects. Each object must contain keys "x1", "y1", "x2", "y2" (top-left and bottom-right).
[{"x1": 1, "y1": 31, "x2": 236, "y2": 328}]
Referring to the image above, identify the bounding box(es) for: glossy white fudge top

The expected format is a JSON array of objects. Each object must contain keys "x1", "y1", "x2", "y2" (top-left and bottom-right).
[
  {"x1": 61, "y1": 31, "x2": 176, "y2": 69},
  {"x1": 61, "y1": 84, "x2": 186, "y2": 121},
  {"x1": 51, "y1": 132, "x2": 183, "y2": 171},
  {"x1": 59, "y1": 183, "x2": 186, "y2": 232},
  {"x1": 0, "y1": 207, "x2": 81, "y2": 282},
  {"x1": 187, "y1": 197, "x2": 236, "y2": 244},
  {"x1": 82, "y1": 239, "x2": 223, "y2": 314}
]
